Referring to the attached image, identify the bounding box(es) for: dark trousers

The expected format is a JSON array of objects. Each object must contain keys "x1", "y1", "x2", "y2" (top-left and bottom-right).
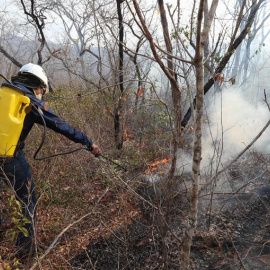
[{"x1": 0, "y1": 150, "x2": 37, "y2": 255}]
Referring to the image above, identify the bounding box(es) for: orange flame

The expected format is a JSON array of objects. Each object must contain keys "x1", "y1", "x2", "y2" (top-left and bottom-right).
[
  {"x1": 145, "y1": 158, "x2": 170, "y2": 174},
  {"x1": 124, "y1": 129, "x2": 133, "y2": 139}
]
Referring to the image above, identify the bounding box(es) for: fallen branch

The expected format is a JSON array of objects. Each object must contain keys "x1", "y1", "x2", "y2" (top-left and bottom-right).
[{"x1": 29, "y1": 188, "x2": 109, "y2": 270}]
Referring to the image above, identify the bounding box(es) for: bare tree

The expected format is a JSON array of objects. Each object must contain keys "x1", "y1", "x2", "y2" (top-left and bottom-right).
[
  {"x1": 19, "y1": 0, "x2": 48, "y2": 65},
  {"x1": 49, "y1": 0, "x2": 98, "y2": 88},
  {"x1": 181, "y1": 0, "x2": 266, "y2": 129}
]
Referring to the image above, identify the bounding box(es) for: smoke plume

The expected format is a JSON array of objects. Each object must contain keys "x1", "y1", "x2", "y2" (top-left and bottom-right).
[{"x1": 177, "y1": 86, "x2": 270, "y2": 175}]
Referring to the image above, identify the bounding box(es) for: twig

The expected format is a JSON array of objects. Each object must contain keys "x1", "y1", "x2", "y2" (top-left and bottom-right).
[
  {"x1": 111, "y1": 174, "x2": 158, "y2": 210},
  {"x1": 100, "y1": 162, "x2": 159, "y2": 210},
  {"x1": 264, "y1": 89, "x2": 270, "y2": 111},
  {"x1": 218, "y1": 170, "x2": 268, "y2": 212},
  {"x1": 200, "y1": 117, "x2": 270, "y2": 195},
  {"x1": 230, "y1": 235, "x2": 248, "y2": 270}
]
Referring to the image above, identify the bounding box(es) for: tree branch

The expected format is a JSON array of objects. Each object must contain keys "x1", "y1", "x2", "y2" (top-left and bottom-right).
[
  {"x1": 181, "y1": 0, "x2": 265, "y2": 128},
  {"x1": 0, "y1": 45, "x2": 22, "y2": 68}
]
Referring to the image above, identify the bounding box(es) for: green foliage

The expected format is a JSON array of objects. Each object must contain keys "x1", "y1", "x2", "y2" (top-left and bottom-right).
[
  {"x1": 251, "y1": 43, "x2": 266, "y2": 59},
  {"x1": 171, "y1": 24, "x2": 196, "y2": 42},
  {"x1": 6, "y1": 195, "x2": 31, "y2": 242},
  {"x1": 214, "y1": 54, "x2": 222, "y2": 63},
  {"x1": 2, "y1": 259, "x2": 21, "y2": 270}
]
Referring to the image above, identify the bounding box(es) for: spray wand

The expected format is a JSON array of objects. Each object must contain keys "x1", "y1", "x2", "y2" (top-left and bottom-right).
[{"x1": 94, "y1": 153, "x2": 127, "y2": 172}]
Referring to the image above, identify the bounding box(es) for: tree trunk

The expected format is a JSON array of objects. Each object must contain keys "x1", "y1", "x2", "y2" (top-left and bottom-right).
[
  {"x1": 115, "y1": 0, "x2": 125, "y2": 149},
  {"x1": 158, "y1": 0, "x2": 181, "y2": 180},
  {"x1": 181, "y1": 0, "x2": 205, "y2": 268},
  {"x1": 157, "y1": 1, "x2": 182, "y2": 269}
]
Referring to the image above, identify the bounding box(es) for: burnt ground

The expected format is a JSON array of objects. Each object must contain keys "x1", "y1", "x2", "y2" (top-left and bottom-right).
[
  {"x1": 72, "y1": 217, "x2": 165, "y2": 270},
  {"x1": 72, "y1": 183, "x2": 157, "y2": 269},
  {"x1": 71, "y1": 153, "x2": 270, "y2": 270},
  {"x1": 72, "y1": 182, "x2": 185, "y2": 270},
  {"x1": 194, "y1": 153, "x2": 270, "y2": 270},
  {"x1": 193, "y1": 188, "x2": 270, "y2": 270}
]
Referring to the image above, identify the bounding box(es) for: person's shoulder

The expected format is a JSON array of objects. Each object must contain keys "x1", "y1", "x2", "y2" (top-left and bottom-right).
[{"x1": 13, "y1": 83, "x2": 35, "y2": 97}]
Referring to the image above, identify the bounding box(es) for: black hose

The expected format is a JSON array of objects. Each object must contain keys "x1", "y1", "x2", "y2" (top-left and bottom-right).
[
  {"x1": 97, "y1": 154, "x2": 127, "y2": 171},
  {"x1": 0, "y1": 74, "x2": 11, "y2": 84},
  {"x1": 32, "y1": 104, "x2": 87, "y2": 160}
]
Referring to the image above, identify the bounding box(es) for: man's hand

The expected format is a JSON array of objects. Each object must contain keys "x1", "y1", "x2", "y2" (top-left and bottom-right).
[{"x1": 90, "y1": 143, "x2": 102, "y2": 156}]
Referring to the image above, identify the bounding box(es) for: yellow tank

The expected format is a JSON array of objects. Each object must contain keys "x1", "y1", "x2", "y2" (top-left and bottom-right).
[{"x1": 0, "y1": 83, "x2": 30, "y2": 157}]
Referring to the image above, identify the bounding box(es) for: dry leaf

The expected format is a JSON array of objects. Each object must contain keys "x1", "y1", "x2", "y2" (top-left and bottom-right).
[
  {"x1": 216, "y1": 74, "x2": 224, "y2": 83},
  {"x1": 259, "y1": 255, "x2": 270, "y2": 264},
  {"x1": 230, "y1": 77, "x2": 236, "y2": 85},
  {"x1": 137, "y1": 87, "x2": 144, "y2": 97}
]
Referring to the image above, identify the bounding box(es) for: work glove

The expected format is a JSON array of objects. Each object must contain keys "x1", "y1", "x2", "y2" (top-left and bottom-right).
[{"x1": 89, "y1": 143, "x2": 102, "y2": 157}]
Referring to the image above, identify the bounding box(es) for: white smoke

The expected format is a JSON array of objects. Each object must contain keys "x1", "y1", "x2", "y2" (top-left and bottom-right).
[
  {"x1": 203, "y1": 86, "x2": 269, "y2": 166},
  {"x1": 177, "y1": 86, "x2": 270, "y2": 175}
]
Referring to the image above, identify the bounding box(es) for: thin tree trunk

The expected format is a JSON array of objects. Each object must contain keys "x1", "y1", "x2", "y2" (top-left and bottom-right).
[
  {"x1": 158, "y1": 0, "x2": 181, "y2": 181},
  {"x1": 115, "y1": 0, "x2": 124, "y2": 149},
  {"x1": 158, "y1": 1, "x2": 181, "y2": 268},
  {"x1": 20, "y1": 0, "x2": 46, "y2": 65},
  {"x1": 181, "y1": 0, "x2": 205, "y2": 268},
  {"x1": 0, "y1": 45, "x2": 22, "y2": 68}
]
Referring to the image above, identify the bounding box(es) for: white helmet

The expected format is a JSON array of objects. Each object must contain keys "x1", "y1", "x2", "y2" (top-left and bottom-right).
[{"x1": 19, "y1": 63, "x2": 49, "y2": 94}]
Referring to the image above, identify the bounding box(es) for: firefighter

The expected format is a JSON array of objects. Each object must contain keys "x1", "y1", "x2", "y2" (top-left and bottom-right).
[{"x1": 0, "y1": 63, "x2": 101, "y2": 260}]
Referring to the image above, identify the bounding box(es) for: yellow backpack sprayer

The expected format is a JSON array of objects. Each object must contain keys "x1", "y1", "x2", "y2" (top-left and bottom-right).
[{"x1": 0, "y1": 82, "x2": 31, "y2": 157}]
